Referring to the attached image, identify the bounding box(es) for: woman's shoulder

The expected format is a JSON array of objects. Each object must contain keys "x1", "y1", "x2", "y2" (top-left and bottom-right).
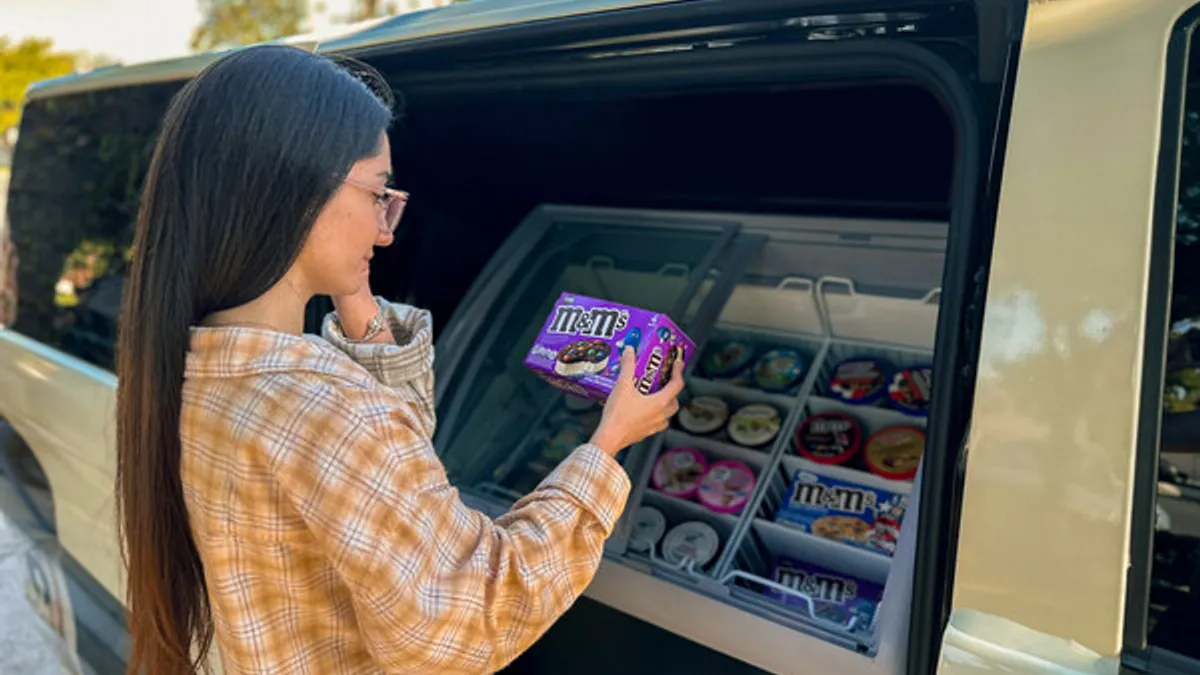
[
  {"x1": 183, "y1": 325, "x2": 429, "y2": 440},
  {"x1": 186, "y1": 325, "x2": 379, "y2": 390}
]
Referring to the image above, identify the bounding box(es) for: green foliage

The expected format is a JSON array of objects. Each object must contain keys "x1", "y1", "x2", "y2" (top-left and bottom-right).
[
  {"x1": 1175, "y1": 100, "x2": 1200, "y2": 322},
  {"x1": 350, "y1": 0, "x2": 396, "y2": 20},
  {"x1": 353, "y1": 0, "x2": 470, "y2": 20},
  {"x1": 0, "y1": 37, "x2": 77, "y2": 154},
  {"x1": 191, "y1": 0, "x2": 310, "y2": 51}
]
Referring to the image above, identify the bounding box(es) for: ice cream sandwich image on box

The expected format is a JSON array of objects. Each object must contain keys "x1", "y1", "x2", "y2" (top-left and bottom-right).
[{"x1": 524, "y1": 292, "x2": 696, "y2": 404}]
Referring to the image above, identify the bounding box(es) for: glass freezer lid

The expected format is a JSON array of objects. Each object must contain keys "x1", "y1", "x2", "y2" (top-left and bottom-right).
[{"x1": 432, "y1": 211, "x2": 736, "y2": 496}]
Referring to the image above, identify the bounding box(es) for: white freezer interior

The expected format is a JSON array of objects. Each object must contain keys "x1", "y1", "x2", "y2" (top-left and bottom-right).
[{"x1": 434, "y1": 205, "x2": 945, "y2": 675}]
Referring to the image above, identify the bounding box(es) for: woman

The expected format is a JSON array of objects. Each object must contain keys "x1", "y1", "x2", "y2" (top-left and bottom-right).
[{"x1": 116, "y1": 46, "x2": 683, "y2": 674}]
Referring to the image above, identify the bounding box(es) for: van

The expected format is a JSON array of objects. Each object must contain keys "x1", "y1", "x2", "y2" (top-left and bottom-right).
[{"x1": 1, "y1": 0, "x2": 1197, "y2": 673}]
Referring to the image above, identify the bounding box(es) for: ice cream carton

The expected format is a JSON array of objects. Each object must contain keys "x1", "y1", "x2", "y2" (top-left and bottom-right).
[{"x1": 524, "y1": 292, "x2": 695, "y2": 403}]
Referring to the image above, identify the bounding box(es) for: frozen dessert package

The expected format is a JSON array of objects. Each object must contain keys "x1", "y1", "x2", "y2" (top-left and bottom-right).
[
  {"x1": 524, "y1": 292, "x2": 695, "y2": 403},
  {"x1": 776, "y1": 469, "x2": 908, "y2": 556},
  {"x1": 697, "y1": 460, "x2": 756, "y2": 514},
  {"x1": 764, "y1": 557, "x2": 884, "y2": 629},
  {"x1": 661, "y1": 521, "x2": 721, "y2": 568},
  {"x1": 629, "y1": 506, "x2": 668, "y2": 555},
  {"x1": 652, "y1": 447, "x2": 708, "y2": 499}
]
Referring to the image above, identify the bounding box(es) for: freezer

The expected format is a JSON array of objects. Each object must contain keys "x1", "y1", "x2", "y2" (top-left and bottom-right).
[{"x1": 431, "y1": 203, "x2": 946, "y2": 675}]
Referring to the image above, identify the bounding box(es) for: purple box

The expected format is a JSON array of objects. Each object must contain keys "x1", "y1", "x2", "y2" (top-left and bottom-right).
[
  {"x1": 763, "y1": 557, "x2": 884, "y2": 629},
  {"x1": 524, "y1": 292, "x2": 695, "y2": 404}
]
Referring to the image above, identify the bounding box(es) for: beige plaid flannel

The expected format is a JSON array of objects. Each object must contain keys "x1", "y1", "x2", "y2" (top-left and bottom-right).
[{"x1": 181, "y1": 300, "x2": 630, "y2": 674}]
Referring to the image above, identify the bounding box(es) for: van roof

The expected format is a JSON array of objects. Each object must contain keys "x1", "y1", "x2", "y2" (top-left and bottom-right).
[{"x1": 25, "y1": 0, "x2": 675, "y2": 102}]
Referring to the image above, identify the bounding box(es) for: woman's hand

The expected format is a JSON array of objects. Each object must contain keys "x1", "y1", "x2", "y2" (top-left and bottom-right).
[{"x1": 590, "y1": 347, "x2": 685, "y2": 456}]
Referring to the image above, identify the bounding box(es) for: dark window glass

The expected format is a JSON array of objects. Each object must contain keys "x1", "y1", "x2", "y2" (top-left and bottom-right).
[
  {"x1": 1151, "y1": 44, "x2": 1200, "y2": 662},
  {"x1": 7, "y1": 82, "x2": 180, "y2": 371}
]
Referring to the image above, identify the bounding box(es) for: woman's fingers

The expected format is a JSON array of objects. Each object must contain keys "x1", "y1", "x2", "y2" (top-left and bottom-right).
[
  {"x1": 616, "y1": 346, "x2": 637, "y2": 389},
  {"x1": 650, "y1": 361, "x2": 686, "y2": 406}
]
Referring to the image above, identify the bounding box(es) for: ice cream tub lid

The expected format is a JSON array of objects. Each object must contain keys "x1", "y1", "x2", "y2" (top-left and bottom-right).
[
  {"x1": 700, "y1": 340, "x2": 755, "y2": 378},
  {"x1": 727, "y1": 403, "x2": 783, "y2": 447},
  {"x1": 752, "y1": 349, "x2": 805, "y2": 392},
  {"x1": 661, "y1": 521, "x2": 721, "y2": 568},
  {"x1": 827, "y1": 358, "x2": 888, "y2": 405},
  {"x1": 651, "y1": 447, "x2": 708, "y2": 499},
  {"x1": 887, "y1": 366, "x2": 932, "y2": 417},
  {"x1": 629, "y1": 506, "x2": 667, "y2": 554},
  {"x1": 864, "y1": 426, "x2": 925, "y2": 481},
  {"x1": 697, "y1": 460, "x2": 757, "y2": 514},
  {"x1": 677, "y1": 395, "x2": 730, "y2": 435},
  {"x1": 796, "y1": 412, "x2": 862, "y2": 465}
]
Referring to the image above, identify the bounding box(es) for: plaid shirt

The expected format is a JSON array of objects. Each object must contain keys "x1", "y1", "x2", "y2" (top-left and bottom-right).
[{"x1": 181, "y1": 300, "x2": 631, "y2": 674}]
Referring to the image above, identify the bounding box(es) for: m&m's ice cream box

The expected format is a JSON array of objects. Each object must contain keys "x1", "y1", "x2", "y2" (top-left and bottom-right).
[
  {"x1": 764, "y1": 557, "x2": 884, "y2": 630},
  {"x1": 776, "y1": 469, "x2": 908, "y2": 556},
  {"x1": 524, "y1": 292, "x2": 695, "y2": 403}
]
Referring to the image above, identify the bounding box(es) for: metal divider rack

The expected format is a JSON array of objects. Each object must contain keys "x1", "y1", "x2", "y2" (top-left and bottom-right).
[{"x1": 611, "y1": 272, "x2": 938, "y2": 654}]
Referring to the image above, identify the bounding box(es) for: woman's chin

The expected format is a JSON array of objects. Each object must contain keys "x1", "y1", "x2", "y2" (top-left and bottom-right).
[{"x1": 325, "y1": 278, "x2": 366, "y2": 299}]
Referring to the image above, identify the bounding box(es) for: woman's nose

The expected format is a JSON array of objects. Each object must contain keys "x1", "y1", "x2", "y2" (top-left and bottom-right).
[{"x1": 375, "y1": 228, "x2": 394, "y2": 247}]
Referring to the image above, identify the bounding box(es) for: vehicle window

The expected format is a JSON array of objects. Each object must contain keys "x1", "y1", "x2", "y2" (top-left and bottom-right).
[
  {"x1": 1144, "y1": 28, "x2": 1200, "y2": 666},
  {"x1": 7, "y1": 82, "x2": 180, "y2": 371}
]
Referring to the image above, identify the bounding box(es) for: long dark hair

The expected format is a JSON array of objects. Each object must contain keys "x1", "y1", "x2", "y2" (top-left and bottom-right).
[{"x1": 116, "y1": 46, "x2": 393, "y2": 673}]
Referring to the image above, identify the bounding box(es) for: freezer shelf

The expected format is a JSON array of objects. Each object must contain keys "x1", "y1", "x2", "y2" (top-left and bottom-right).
[
  {"x1": 689, "y1": 327, "x2": 826, "y2": 399},
  {"x1": 686, "y1": 377, "x2": 798, "y2": 415},
  {"x1": 629, "y1": 431, "x2": 771, "y2": 576},
  {"x1": 624, "y1": 324, "x2": 931, "y2": 648}
]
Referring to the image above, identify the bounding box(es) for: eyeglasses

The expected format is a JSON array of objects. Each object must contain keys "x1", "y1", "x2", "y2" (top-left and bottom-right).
[{"x1": 343, "y1": 177, "x2": 409, "y2": 233}]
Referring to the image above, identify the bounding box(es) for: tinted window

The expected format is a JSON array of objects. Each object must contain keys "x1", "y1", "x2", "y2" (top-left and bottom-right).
[
  {"x1": 1148, "y1": 38, "x2": 1200, "y2": 664},
  {"x1": 7, "y1": 82, "x2": 180, "y2": 370}
]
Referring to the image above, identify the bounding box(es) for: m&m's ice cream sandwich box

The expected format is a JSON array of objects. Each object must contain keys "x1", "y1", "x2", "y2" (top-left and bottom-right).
[
  {"x1": 764, "y1": 557, "x2": 884, "y2": 630},
  {"x1": 776, "y1": 469, "x2": 909, "y2": 556},
  {"x1": 524, "y1": 292, "x2": 695, "y2": 403}
]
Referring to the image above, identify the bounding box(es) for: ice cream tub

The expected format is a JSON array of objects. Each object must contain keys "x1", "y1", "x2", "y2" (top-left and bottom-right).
[
  {"x1": 651, "y1": 447, "x2": 708, "y2": 499},
  {"x1": 796, "y1": 412, "x2": 863, "y2": 466},
  {"x1": 727, "y1": 403, "x2": 783, "y2": 447},
  {"x1": 524, "y1": 292, "x2": 696, "y2": 403},
  {"x1": 827, "y1": 357, "x2": 888, "y2": 406},
  {"x1": 697, "y1": 460, "x2": 757, "y2": 514},
  {"x1": 661, "y1": 521, "x2": 721, "y2": 568},
  {"x1": 864, "y1": 426, "x2": 925, "y2": 481},
  {"x1": 677, "y1": 395, "x2": 729, "y2": 435},
  {"x1": 887, "y1": 366, "x2": 933, "y2": 417},
  {"x1": 629, "y1": 506, "x2": 668, "y2": 554}
]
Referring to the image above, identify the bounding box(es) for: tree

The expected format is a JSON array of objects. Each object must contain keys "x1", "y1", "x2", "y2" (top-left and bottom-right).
[
  {"x1": 349, "y1": 0, "x2": 394, "y2": 21},
  {"x1": 1175, "y1": 104, "x2": 1200, "y2": 322},
  {"x1": 191, "y1": 0, "x2": 310, "y2": 52},
  {"x1": 0, "y1": 37, "x2": 78, "y2": 157}
]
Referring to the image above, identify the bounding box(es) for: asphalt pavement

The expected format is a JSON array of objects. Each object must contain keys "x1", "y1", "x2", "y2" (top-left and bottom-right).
[
  {"x1": 0, "y1": 500, "x2": 87, "y2": 674},
  {"x1": 1162, "y1": 484, "x2": 1200, "y2": 539}
]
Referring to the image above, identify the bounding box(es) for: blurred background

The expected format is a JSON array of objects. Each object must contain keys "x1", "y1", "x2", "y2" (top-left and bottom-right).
[
  {"x1": 0, "y1": 4, "x2": 467, "y2": 672},
  {"x1": 0, "y1": 0, "x2": 463, "y2": 177}
]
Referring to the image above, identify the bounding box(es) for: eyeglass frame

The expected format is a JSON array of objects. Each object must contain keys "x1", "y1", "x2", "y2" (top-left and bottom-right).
[{"x1": 342, "y1": 176, "x2": 409, "y2": 233}]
